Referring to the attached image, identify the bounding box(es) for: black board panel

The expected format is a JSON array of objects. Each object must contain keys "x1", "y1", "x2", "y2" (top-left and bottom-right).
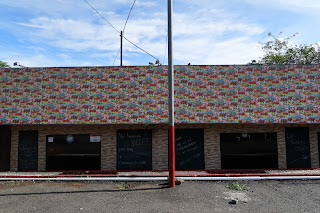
[
  {"x1": 117, "y1": 130, "x2": 152, "y2": 170},
  {"x1": 18, "y1": 131, "x2": 38, "y2": 171},
  {"x1": 175, "y1": 129, "x2": 205, "y2": 170},
  {"x1": 285, "y1": 127, "x2": 311, "y2": 168}
]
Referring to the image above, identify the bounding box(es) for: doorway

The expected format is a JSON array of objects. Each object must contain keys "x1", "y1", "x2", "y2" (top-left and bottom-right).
[
  {"x1": 318, "y1": 132, "x2": 320, "y2": 167},
  {"x1": 0, "y1": 125, "x2": 11, "y2": 171},
  {"x1": 46, "y1": 134, "x2": 101, "y2": 170},
  {"x1": 220, "y1": 133, "x2": 278, "y2": 169}
]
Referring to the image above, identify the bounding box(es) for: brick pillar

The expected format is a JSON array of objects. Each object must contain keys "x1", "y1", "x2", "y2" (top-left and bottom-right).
[
  {"x1": 204, "y1": 127, "x2": 221, "y2": 170},
  {"x1": 277, "y1": 128, "x2": 286, "y2": 168},
  {"x1": 309, "y1": 128, "x2": 319, "y2": 168},
  {"x1": 38, "y1": 129, "x2": 46, "y2": 171},
  {"x1": 152, "y1": 127, "x2": 168, "y2": 170},
  {"x1": 10, "y1": 126, "x2": 19, "y2": 171},
  {"x1": 101, "y1": 129, "x2": 117, "y2": 170}
]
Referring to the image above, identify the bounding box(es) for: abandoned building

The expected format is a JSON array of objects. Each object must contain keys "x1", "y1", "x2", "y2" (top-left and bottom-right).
[{"x1": 0, "y1": 65, "x2": 319, "y2": 171}]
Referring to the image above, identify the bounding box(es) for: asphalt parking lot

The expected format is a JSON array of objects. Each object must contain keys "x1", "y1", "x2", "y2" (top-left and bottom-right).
[{"x1": 0, "y1": 179, "x2": 320, "y2": 213}]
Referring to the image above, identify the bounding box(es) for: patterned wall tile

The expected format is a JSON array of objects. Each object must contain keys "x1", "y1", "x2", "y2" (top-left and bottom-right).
[{"x1": 0, "y1": 65, "x2": 319, "y2": 124}]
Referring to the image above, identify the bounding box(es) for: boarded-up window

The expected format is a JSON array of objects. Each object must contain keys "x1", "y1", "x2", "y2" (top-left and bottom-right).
[
  {"x1": 285, "y1": 127, "x2": 311, "y2": 168},
  {"x1": 117, "y1": 130, "x2": 152, "y2": 170},
  {"x1": 175, "y1": 129, "x2": 205, "y2": 170}
]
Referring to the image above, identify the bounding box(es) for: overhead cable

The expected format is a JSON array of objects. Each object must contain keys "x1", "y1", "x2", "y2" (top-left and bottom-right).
[
  {"x1": 122, "y1": 36, "x2": 159, "y2": 60},
  {"x1": 113, "y1": 49, "x2": 120, "y2": 66},
  {"x1": 84, "y1": 0, "x2": 159, "y2": 62},
  {"x1": 163, "y1": 35, "x2": 168, "y2": 65},
  {"x1": 84, "y1": 0, "x2": 120, "y2": 34},
  {"x1": 123, "y1": 0, "x2": 137, "y2": 34}
]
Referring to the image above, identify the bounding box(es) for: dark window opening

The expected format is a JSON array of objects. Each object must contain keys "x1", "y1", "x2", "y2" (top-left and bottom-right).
[
  {"x1": 46, "y1": 134, "x2": 101, "y2": 170},
  {"x1": 220, "y1": 133, "x2": 278, "y2": 169},
  {"x1": 318, "y1": 132, "x2": 320, "y2": 168},
  {"x1": 0, "y1": 125, "x2": 11, "y2": 171},
  {"x1": 117, "y1": 130, "x2": 152, "y2": 170},
  {"x1": 175, "y1": 129, "x2": 205, "y2": 170}
]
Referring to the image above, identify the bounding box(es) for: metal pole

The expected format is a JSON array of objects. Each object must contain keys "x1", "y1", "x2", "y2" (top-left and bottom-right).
[
  {"x1": 120, "y1": 31, "x2": 123, "y2": 66},
  {"x1": 167, "y1": 0, "x2": 175, "y2": 188}
]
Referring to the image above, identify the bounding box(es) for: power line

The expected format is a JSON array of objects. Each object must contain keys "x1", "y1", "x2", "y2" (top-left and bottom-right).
[
  {"x1": 113, "y1": 49, "x2": 120, "y2": 66},
  {"x1": 84, "y1": 0, "x2": 160, "y2": 63},
  {"x1": 123, "y1": 36, "x2": 158, "y2": 61},
  {"x1": 123, "y1": 0, "x2": 137, "y2": 34},
  {"x1": 118, "y1": 0, "x2": 137, "y2": 65},
  {"x1": 163, "y1": 34, "x2": 168, "y2": 65},
  {"x1": 84, "y1": 0, "x2": 120, "y2": 34}
]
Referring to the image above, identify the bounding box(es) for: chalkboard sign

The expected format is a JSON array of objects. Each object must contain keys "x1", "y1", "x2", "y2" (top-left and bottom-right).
[
  {"x1": 18, "y1": 131, "x2": 38, "y2": 171},
  {"x1": 285, "y1": 127, "x2": 311, "y2": 168},
  {"x1": 117, "y1": 130, "x2": 152, "y2": 170},
  {"x1": 175, "y1": 129, "x2": 205, "y2": 170}
]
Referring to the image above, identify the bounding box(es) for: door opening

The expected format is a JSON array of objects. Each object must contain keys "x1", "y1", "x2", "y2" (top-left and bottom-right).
[
  {"x1": 0, "y1": 125, "x2": 11, "y2": 171},
  {"x1": 46, "y1": 134, "x2": 101, "y2": 170},
  {"x1": 220, "y1": 132, "x2": 278, "y2": 169}
]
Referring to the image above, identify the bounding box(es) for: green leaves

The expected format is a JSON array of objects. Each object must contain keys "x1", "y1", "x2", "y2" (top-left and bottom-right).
[
  {"x1": 252, "y1": 32, "x2": 320, "y2": 65},
  {"x1": 0, "y1": 60, "x2": 10, "y2": 68}
]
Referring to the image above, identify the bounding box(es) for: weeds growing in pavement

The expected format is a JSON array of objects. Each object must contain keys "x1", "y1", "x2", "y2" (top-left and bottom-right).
[
  {"x1": 115, "y1": 183, "x2": 127, "y2": 190},
  {"x1": 225, "y1": 182, "x2": 249, "y2": 191}
]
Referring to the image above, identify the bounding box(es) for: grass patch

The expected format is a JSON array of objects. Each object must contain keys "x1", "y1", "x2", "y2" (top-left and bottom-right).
[
  {"x1": 226, "y1": 182, "x2": 249, "y2": 191},
  {"x1": 115, "y1": 183, "x2": 127, "y2": 190},
  {"x1": 3, "y1": 181, "x2": 17, "y2": 187}
]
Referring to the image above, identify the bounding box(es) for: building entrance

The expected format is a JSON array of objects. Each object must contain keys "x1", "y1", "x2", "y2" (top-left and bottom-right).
[
  {"x1": 46, "y1": 134, "x2": 101, "y2": 170},
  {"x1": 0, "y1": 125, "x2": 11, "y2": 171},
  {"x1": 220, "y1": 133, "x2": 278, "y2": 169}
]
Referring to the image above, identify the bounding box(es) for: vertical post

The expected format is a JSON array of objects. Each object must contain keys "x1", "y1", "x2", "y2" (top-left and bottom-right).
[
  {"x1": 167, "y1": 0, "x2": 175, "y2": 187},
  {"x1": 120, "y1": 31, "x2": 123, "y2": 66}
]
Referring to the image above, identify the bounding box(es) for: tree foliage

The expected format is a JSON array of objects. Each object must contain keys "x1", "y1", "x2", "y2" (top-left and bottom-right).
[
  {"x1": 250, "y1": 32, "x2": 320, "y2": 65},
  {"x1": 0, "y1": 60, "x2": 10, "y2": 68}
]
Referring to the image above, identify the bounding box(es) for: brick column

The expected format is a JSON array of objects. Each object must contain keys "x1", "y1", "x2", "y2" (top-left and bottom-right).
[
  {"x1": 152, "y1": 127, "x2": 168, "y2": 170},
  {"x1": 10, "y1": 126, "x2": 19, "y2": 171},
  {"x1": 101, "y1": 129, "x2": 117, "y2": 170},
  {"x1": 309, "y1": 127, "x2": 319, "y2": 168},
  {"x1": 277, "y1": 128, "x2": 286, "y2": 168},
  {"x1": 38, "y1": 128, "x2": 46, "y2": 171},
  {"x1": 204, "y1": 127, "x2": 221, "y2": 170}
]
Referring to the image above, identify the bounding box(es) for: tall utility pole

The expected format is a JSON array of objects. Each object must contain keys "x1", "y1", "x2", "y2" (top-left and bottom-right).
[
  {"x1": 120, "y1": 31, "x2": 123, "y2": 66},
  {"x1": 167, "y1": 0, "x2": 175, "y2": 188}
]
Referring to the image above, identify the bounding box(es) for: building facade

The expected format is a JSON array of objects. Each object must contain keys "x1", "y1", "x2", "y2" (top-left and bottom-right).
[{"x1": 0, "y1": 65, "x2": 319, "y2": 171}]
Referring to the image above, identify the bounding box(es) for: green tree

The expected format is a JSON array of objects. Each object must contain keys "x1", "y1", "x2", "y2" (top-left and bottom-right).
[
  {"x1": 0, "y1": 60, "x2": 10, "y2": 67},
  {"x1": 250, "y1": 32, "x2": 320, "y2": 65}
]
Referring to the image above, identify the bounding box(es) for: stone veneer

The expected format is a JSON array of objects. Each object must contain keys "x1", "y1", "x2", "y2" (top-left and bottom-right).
[{"x1": 10, "y1": 124, "x2": 320, "y2": 171}]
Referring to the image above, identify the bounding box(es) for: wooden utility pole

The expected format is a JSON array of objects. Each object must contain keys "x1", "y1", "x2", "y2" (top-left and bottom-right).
[{"x1": 120, "y1": 31, "x2": 123, "y2": 66}]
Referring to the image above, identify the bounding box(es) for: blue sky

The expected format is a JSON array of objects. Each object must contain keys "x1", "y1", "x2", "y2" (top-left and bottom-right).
[{"x1": 0, "y1": 0, "x2": 319, "y2": 67}]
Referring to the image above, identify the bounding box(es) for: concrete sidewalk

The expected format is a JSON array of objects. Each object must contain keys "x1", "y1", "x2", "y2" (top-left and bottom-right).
[{"x1": 1, "y1": 169, "x2": 320, "y2": 178}]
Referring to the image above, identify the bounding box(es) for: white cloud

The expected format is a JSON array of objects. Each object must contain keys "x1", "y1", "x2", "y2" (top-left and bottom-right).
[
  {"x1": 242, "y1": 0, "x2": 320, "y2": 12},
  {"x1": 1, "y1": 0, "x2": 269, "y2": 66}
]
